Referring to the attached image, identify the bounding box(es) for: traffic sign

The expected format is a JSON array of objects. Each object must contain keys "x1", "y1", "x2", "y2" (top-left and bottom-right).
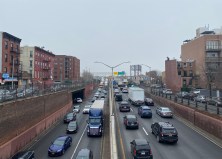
[
  {"x1": 113, "y1": 71, "x2": 125, "y2": 76},
  {"x1": 2, "y1": 73, "x2": 9, "y2": 79}
]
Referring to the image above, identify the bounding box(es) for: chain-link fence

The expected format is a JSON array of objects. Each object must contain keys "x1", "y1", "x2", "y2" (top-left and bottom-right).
[{"x1": 0, "y1": 82, "x2": 89, "y2": 103}]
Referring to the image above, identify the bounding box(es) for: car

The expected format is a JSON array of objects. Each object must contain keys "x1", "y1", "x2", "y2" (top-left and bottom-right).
[
  {"x1": 122, "y1": 88, "x2": 128, "y2": 93},
  {"x1": 207, "y1": 97, "x2": 222, "y2": 107},
  {"x1": 76, "y1": 98, "x2": 83, "y2": 103},
  {"x1": 48, "y1": 136, "x2": 72, "y2": 157},
  {"x1": 114, "y1": 89, "x2": 120, "y2": 96},
  {"x1": 123, "y1": 115, "x2": 139, "y2": 129},
  {"x1": 119, "y1": 101, "x2": 130, "y2": 112},
  {"x1": 176, "y1": 91, "x2": 189, "y2": 98},
  {"x1": 165, "y1": 89, "x2": 173, "y2": 95},
  {"x1": 91, "y1": 96, "x2": 97, "y2": 103},
  {"x1": 115, "y1": 93, "x2": 123, "y2": 101},
  {"x1": 73, "y1": 105, "x2": 80, "y2": 113},
  {"x1": 100, "y1": 93, "x2": 105, "y2": 98},
  {"x1": 66, "y1": 121, "x2": 78, "y2": 133},
  {"x1": 83, "y1": 105, "x2": 91, "y2": 114},
  {"x1": 63, "y1": 113, "x2": 76, "y2": 123},
  {"x1": 156, "y1": 107, "x2": 173, "y2": 118},
  {"x1": 138, "y1": 106, "x2": 152, "y2": 118},
  {"x1": 151, "y1": 122, "x2": 178, "y2": 143},
  {"x1": 144, "y1": 98, "x2": 154, "y2": 106},
  {"x1": 76, "y1": 148, "x2": 93, "y2": 159},
  {"x1": 12, "y1": 150, "x2": 35, "y2": 159},
  {"x1": 130, "y1": 139, "x2": 153, "y2": 159},
  {"x1": 193, "y1": 95, "x2": 206, "y2": 103}
]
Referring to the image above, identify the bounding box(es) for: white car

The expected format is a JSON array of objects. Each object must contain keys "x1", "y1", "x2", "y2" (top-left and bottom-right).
[
  {"x1": 83, "y1": 105, "x2": 91, "y2": 114},
  {"x1": 76, "y1": 98, "x2": 83, "y2": 103},
  {"x1": 73, "y1": 105, "x2": 80, "y2": 113}
]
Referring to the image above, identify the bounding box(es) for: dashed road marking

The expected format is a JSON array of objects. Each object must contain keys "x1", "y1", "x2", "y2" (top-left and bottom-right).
[
  {"x1": 143, "y1": 127, "x2": 149, "y2": 136},
  {"x1": 130, "y1": 108, "x2": 133, "y2": 112}
]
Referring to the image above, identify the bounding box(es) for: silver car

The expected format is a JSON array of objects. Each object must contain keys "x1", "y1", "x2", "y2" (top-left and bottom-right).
[{"x1": 156, "y1": 107, "x2": 173, "y2": 118}]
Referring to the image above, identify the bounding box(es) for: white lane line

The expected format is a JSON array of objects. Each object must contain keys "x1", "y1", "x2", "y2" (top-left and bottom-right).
[
  {"x1": 130, "y1": 108, "x2": 133, "y2": 112},
  {"x1": 142, "y1": 127, "x2": 149, "y2": 136},
  {"x1": 70, "y1": 125, "x2": 87, "y2": 159}
]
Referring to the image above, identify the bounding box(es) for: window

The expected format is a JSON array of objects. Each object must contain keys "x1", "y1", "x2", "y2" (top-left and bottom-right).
[
  {"x1": 189, "y1": 62, "x2": 192, "y2": 67},
  {"x1": 206, "y1": 41, "x2": 220, "y2": 50},
  {"x1": 10, "y1": 43, "x2": 13, "y2": 50},
  {"x1": 178, "y1": 71, "x2": 181, "y2": 75},
  {"x1": 3, "y1": 67, "x2": 7, "y2": 73},
  {"x1": 5, "y1": 41, "x2": 8, "y2": 49},
  {"x1": 10, "y1": 67, "x2": 13, "y2": 74},
  {"x1": 30, "y1": 70, "x2": 33, "y2": 77},
  {"x1": 5, "y1": 54, "x2": 8, "y2": 62},
  {"x1": 189, "y1": 70, "x2": 193, "y2": 76},
  {"x1": 11, "y1": 55, "x2": 13, "y2": 62},
  {"x1": 30, "y1": 60, "x2": 33, "y2": 67},
  {"x1": 184, "y1": 71, "x2": 187, "y2": 77},
  {"x1": 183, "y1": 63, "x2": 187, "y2": 67},
  {"x1": 30, "y1": 51, "x2": 33, "y2": 58}
]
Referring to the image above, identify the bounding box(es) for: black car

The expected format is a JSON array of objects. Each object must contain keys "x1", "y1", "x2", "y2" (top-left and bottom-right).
[
  {"x1": 63, "y1": 113, "x2": 76, "y2": 123},
  {"x1": 119, "y1": 101, "x2": 130, "y2": 112},
  {"x1": 130, "y1": 139, "x2": 153, "y2": 159},
  {"x1": 76, "y1": 148, "x2": 93, "y2": 159},
  {"x1": 123, "y1": 115, "x2": 139, "y2": 129},
  {"x1": 48, "y1": 136, "x2": 72, "y2": 157},
  {"x1": 12, "y1": 150, "x2": 35, "y2": 159},
  {"x1": 144, "y1": 98, "x2": 154, "y2": 106},
  {"x1": 115, "y1": 93, "x2": 123, "y2": 101},
  {"x1": 151, "y1": 122, "x2": 178, "y2": 143},
  {"x1": 138, "y1": 106, "x2": 152, "y2": 118},
  {"x1": 66, "y1": 121, "x2": 78, "y2": 133}
]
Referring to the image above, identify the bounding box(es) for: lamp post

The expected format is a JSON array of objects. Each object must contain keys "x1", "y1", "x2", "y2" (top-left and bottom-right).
[
  {"x1": 142, "y1": 64, "x2": 151, "y2": 85},
  {"x1": 94, "y1": 61, "x2": 130, "y2": 115}
]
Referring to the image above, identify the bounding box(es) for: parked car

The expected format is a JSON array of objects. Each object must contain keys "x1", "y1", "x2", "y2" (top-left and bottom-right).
[
  {"x1": 63, "y1": 113, "x2": 76, "y2": 123},
  {"x1": 76, "y1": 148, "x2": 93, "y2": 159},
  {"x1": 164, "y1": 89, "x2": 173, "y2": 95},
  {"x1": 176, "y1": 91, "x2": 189, "y2": 98},
  {"x1": 144, "y1": 98, "x2": 154, "y2": 106},
  {"x1": 73, "y1": 105, "x2": 80, "y2": 113},
  {"x1": 122, "y1": 88, "x2": 128, "y2": 93},
  {"x1": 91, "y1": 96, "x2": 97, "y2": 103},
  {"x1": 156, "y1": 107, "x2": 173, "y2": 118},
  {"x1": 123, "y1": 115, "x2": 139, "y2": 129},
  {"x1": 130, "y1": 139, "x2": 153, "y2": 159},
  {"x1": 138, "y1": 106, "x2": 152, "y2": 118},
  {"x1": 151, "y1": 122, "x2": 178, "y2": 143},
  {"x1": 12, "y1": 150, "x2": 35, "y2": 159},
  {"x1": 66, "y1": 121, "x2": 78, "y2": 134},
  {"x1": 115, "y1": 93, "x2": 123, "y2": 101},
  {"x1": 207, "y1": 97, "x2": 222, "y2": 107},
  {"x1": 193, "y1": 95, "x2": 206, "y2": 103},
  {"x1": 76, "y1": 98, "x2": 83, "y2": 103},
  {"x1": 83, "y1": 105, "x2": 91, "y2": 114},
  {"x1": 48, "y1": 136, "x2": 72, "y2": 157},
  {"x1": 119, "y1": 101, "x2": 130, "y2": 112}
]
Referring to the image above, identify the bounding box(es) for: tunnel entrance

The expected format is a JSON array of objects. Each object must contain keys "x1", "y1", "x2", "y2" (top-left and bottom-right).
[{"x1": 71, "y1": 89, "x2": 85, "y2": 104}]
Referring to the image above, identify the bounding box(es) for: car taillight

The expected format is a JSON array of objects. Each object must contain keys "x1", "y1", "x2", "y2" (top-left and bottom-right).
[
  {"x1": 160, "y1": 132, "x2": 163, "y2": 136},
  {"x1": 134, "y1": 149, "x2": 136, "y2": 155}
]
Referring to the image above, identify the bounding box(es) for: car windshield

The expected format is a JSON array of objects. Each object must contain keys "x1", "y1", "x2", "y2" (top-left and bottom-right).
[
  {"x1": 136, "y1": 144, "x2": 149, "y2": 150},
  {"x1": 85, "y1": 105, "x2": 91, "y2": 108},
  {"x1": 162, "y1": 108, "x2": 170, "y2": 112},
  {"x1": 69, "y1": 122, "x2": 76, "y2": 127},
  {"x1": 163, "y1": 128, "x2": 177, "y2": 133},
  {"x1": 143, "y1": 108, "x2": 151, "y2": 112},
  {"x1": 127, "y1": 117, "x2": 136, "y2": 122},
  {"x1": 53, "y1": 139, "x2": 65, "y2": 146},
  {"x1": 89, "y1": 118, "x2": 101, "y2": 125}
]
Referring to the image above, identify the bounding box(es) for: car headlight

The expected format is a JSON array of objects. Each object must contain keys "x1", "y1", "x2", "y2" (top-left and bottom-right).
[{"x1": 99, "y1": 127, "x2": 102, "y2": 132}]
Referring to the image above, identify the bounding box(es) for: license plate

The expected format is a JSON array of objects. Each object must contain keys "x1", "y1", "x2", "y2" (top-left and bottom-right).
[
  {"x1": 124, "y1": 106, "x2": 127, "y2": 108},
  {"x1": 141, "y1": 152, "x2": 145, "y2": 155},
  {"x1": 169, "y1": 134, "x2": 172, "y2": 136}
]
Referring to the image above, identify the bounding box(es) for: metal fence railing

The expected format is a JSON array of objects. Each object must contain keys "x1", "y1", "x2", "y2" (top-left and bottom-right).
[{"x1": 0, "y1": 82, "x2": 90, "y2": 104}]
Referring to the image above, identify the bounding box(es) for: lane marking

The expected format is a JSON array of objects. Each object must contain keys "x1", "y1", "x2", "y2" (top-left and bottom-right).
[
  {"x1": 142, "y1": 127, "x2": 149, "y2": 136},
  {"x1": 70, "y1": 125, "x2": 87, "y2": 159},
  {"x1": 130, "y1": 108, "x2": 133, "y2": 112}
]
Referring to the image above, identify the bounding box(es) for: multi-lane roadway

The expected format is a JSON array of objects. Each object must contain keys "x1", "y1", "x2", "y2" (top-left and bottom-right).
[{"x1": 115, "y1": 93, "x2": 222, "y2": 159}]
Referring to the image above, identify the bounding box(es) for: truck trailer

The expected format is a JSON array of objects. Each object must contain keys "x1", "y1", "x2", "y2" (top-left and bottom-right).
[
  {"x1": 128, "y1": 87, "x2": 145, "y2": 106},
  {"x1": 87, "y1": 100, "x2": 104, "y2": 136}
]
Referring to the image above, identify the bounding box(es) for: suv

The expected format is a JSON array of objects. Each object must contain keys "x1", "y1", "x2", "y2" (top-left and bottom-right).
[
  {"x1": 123, "y1": 115, "x2": 139, "y2": 129},
  {"x1": 119, "y1": 101, "x2": 130, "y2": 112},
  {"x1": 12, "y1": 151, "x2": 35, "y2": 159},
  {"x1": 151, "y1": 122, "x2": 178, "y2": 143},
  {"x1": 76, "y1": 148, "x2": 93, "y2": 159},
  {"x1": 115, "y1": 93, "x2": 123, "y2": 101},
  {"x1": 130, "y1": 139, "x2": 153, "y2": 159},
  {"x1": 138, "y1": 106, "x2": 152, "y2": 118}
]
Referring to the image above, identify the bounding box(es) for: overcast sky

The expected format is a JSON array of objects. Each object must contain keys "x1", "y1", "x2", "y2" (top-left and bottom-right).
[{"x1": 0, "y1": 0, "x2": 221, "y2": 75}]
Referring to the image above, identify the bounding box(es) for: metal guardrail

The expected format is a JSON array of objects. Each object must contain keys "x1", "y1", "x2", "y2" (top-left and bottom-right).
[
  {"x1": 150, "y1": 89, "x2": 222, "y2": 115},
  {"x1": 0, "y1": 82, "x2": 90, "y2": 104}
]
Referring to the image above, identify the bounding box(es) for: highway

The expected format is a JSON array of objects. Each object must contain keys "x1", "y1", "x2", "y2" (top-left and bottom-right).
[
  {"x1": 28, "y1": 92, "x2": 109, "y2": 159},
  {"x1": 115, "y1": 93, "x2": 222, "y2": 159}
]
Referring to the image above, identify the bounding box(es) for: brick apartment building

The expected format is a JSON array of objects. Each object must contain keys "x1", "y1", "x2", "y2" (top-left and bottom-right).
[
  {"x1": 0, "y1": 32, "x2": 21, "y2": 86},
  {"x1": 20, "y1": 46, "x2": 55, "y2": 85},
  {"x1": 165, "y1": 58, "x2": 196, "y2": 92},
  {"x1": 54, "y1": 55, "x2": 80, "y2": 83},
  {"x1": 181, "y1": 26, "x2": 222, "y2": 89}
]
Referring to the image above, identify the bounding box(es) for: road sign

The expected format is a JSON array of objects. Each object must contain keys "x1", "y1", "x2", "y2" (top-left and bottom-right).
[
  {"x1": 113, "y1": 72, "x2": 118, "y2": 76},
  {"x1": 2, "y1": 73, "x2": 9, "y2": 79},
  {"x1": 113, "y1": 71, "x2": 125, "y2": 76}
]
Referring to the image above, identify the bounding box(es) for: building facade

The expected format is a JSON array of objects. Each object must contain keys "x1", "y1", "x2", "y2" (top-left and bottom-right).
[
  {"x1": 0, "y1": 32, "x2": 21, "y2": 86},
  {"x1": 165, "y1": 58, "x2": 196, "y2": 92},
  {"x1": 20, "y1": 46, "x2": 55, "y2": 85},
  {"x1": 181, "y1": 26, "x2": 222, "y2": 89},
  {"x1": 54, "y1": 55, "x2": 80, "y2": 83}
]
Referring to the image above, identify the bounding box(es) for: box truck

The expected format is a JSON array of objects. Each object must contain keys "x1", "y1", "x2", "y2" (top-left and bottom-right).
[{"x1": 128, "y1": 87, "x2": 145, "y2": 106}]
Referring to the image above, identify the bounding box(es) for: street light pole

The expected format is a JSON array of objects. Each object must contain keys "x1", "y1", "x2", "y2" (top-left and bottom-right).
[
  {"x1": 94, "y1": 61, "x2": 130, "y2": 115},
  {"x1": 142, "y1": 64, "x2": 151, "y2": 85}
]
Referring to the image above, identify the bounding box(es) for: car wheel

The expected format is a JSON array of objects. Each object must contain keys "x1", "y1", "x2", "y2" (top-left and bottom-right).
[{"x1": 151, "y1": 129, "x2": 154, "y2": 134}]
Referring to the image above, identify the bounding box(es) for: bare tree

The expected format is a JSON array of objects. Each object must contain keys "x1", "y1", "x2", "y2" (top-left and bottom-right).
[{"x1": 82, "y1": 70, "x2": 94, "y2": 82}]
